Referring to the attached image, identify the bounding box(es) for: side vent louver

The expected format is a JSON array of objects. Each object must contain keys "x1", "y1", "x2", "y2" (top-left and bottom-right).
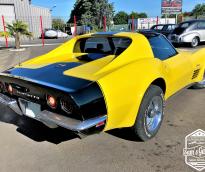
[{"x1": 192, "y1": 69, "x2": 200, "y2": 79}]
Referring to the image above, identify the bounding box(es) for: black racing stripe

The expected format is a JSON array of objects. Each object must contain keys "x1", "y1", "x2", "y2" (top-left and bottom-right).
[{"x1": 6, "y1": 62, "x2": 93, "y2": 92}]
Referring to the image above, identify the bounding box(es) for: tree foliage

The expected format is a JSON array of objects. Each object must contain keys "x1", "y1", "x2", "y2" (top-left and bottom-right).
[
  {"x1": 129, "y1": 11, "x2": 147, "y2": 18},
  {"x1": 113, "y1": 11, "x2": 148, "y2": 25},
  {"x1": 68, "y1": 0, "x2": 114, "y2": 28},
  {"x1": 6, "y1": 20, "x2": 32, "y2": 49},
  {"x1": 52, "y1": 18, "x2": 65, "y2": 31},
  {"x1": 192, "y1": 3, "x2": 205, "y2": 19},
  {"x1": 113, "y1": 11, "x2": 129, "y2": 24},
  {"x1": 0, "y1": 31, "x2": 10, "y2": 37},
  {"x1": 137, "y1": 12, "x2": 148, "y2": 18}
]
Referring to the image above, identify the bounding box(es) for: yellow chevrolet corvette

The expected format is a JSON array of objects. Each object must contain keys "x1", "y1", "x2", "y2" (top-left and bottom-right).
[{"x1": 0, "y1": 32, "x2": 205, "y2": 141}]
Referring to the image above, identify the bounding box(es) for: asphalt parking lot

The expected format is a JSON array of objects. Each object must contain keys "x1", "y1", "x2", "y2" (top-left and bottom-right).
[{"x1": 0, "y1": 41, "x2": 205, "y2": 172}]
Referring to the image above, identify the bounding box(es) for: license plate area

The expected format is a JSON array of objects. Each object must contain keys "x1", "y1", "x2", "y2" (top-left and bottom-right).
[{"x1": 19, "y1": 98, "x2": 41, "y2": 119}]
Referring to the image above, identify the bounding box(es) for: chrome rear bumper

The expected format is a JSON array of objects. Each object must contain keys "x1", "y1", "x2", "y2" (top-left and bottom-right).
[
  {"x1": 0, "y1": 93, "x2": 23, "y2": 115},
  {"x1": 0, "y1": 93, "x2": 107, "y2": 137}
]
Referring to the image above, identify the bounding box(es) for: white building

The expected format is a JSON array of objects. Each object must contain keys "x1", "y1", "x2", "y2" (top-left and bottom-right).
[
  {"x1": 0, "y1": 0, "x2": 52, "y2": 38},
  {"x1": 128, "y1": 17, "x2": 176, "y2": 30}
]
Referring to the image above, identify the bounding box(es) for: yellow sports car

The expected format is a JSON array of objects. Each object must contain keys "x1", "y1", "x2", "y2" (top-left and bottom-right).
[{"x1": 0, "y1": 32, "x2": 205, "y2": 141}]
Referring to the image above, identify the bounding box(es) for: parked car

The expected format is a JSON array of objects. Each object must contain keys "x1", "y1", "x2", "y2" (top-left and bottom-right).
[
  {"x1": 0, "y1": 32, "x2": 205, "y2": 141},
  {"x1": 57, "y1": 30, "x2": 68, "y2": 38},
  {"x1": 168, "y1": 20, "x2": 205, "y2": 47},
  {"x1": 150, "y1": 24, "x2": 177, "y2": 37},
  {"x1": 43, "y1": 29, "x2": 58, "y2": 39},
  {"x1": 42, "y1": 29, "x2": 68, "y2": 39}
]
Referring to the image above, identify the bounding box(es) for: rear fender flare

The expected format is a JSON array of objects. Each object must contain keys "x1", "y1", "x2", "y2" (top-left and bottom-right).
[{"x1": 97, "y1": 59, "x2": 167, "y2": 131}]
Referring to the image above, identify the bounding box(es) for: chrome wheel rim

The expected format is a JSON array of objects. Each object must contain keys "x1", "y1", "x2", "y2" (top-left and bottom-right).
[
  {"x1": 192, "y1": 38, "x2": 198, "y2": 47},
  {"x1": 199, "y1": 79, "x2": 205, "y2": 85},
  {"x1": 146, "y1": 96, "x2": 163, "y2": 133}
]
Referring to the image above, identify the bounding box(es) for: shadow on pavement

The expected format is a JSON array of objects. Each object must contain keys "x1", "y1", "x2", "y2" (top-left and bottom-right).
[
  {"x1": 107, "y1": 128, "x2": 143, "y2": 142},
  {"x1": 0, "y1": 46, "x2": 13, "y2": 50},
  {"x1": 173, "y1": 42, "x2": 205, "y2": 48},
  {"x1": 0, "y1": 106, "x2": 78, "y2": 144}
]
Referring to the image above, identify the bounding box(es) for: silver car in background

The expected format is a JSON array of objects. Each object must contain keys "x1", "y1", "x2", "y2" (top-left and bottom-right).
[{"x1": 168, "y1": 20, "x2": 205, "y2": 47}]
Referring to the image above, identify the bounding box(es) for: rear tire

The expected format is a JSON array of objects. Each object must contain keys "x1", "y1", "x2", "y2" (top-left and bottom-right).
[{"x1": 133, "y1": 85, "x2": 165, "y2": 141}]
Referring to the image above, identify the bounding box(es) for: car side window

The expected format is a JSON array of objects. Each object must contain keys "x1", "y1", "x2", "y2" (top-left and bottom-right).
[
  {"x1": 172, "y1": 25, "x2": 176, "y2": 30},
  {"x1": 197, "y1": 22, "x2": 205, "y2": 29},
  {"x1": 155, "y1": 25, "x2": 163, "y2": 30},
  {"x1": 148, "y1": 35, "x2": 177, "y2": 60},
  {"x1": 167, "y1": 25, "x2": 172, "y2": 31}
]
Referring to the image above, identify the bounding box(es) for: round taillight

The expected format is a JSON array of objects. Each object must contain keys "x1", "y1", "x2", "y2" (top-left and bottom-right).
[
  {"x1": 47, "y1": 95, "x2": 57, "y2": 109},
  {"x1": 8, "y1": 84, "x2": 13, "y2": 94},
  {"x1": 61, "y1": 100, "x2": 73, "y2": 114}
]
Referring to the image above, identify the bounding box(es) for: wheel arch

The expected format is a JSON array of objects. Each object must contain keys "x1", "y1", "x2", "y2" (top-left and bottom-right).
[
  {"x1": 195, "y1": 36, "x2": 200, "y2": 41},
  {"x1": 182, "y1": 32, "x2": 200, "y2": 43},
  {"x1": 151, "y1": 78, "x2": 166, "y2": 94}
]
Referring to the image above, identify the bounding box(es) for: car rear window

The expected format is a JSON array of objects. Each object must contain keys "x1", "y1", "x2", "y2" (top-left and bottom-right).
[{"x1": 74, "y1": 37, "x2": 131, "y2": 54}]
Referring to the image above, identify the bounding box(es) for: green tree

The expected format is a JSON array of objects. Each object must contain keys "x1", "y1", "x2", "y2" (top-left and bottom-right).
[
  {"x1": 183, "y1": 12, "x2": 192, "y2": 17},
  {"x1": 192, "y1": 4, "x2": 205, "y2": 19},
  {"x1": 7, "y1": 21, "x2": 32, "y2": 49},
  {"x1": 0, "y1": 31, "x2": 10, "y2": 37},
  {"x1": 52, "y1": 18, "x2": 66, "y2": 31},
  {"x1": 129, "y1": 11, "x2": 147, "y2": 19},
  {"x1": 113, "y1": 11, "x2": 129, "y2": 24},
  {"x1": 129, "y1": 11, "x2": 138, "y2": 19},
  {"x1": 138, "y1": 12, "x2": 148, "y2": 18},
  {"x1": 68, "y1": 0, "x2": 114, "y2": 29}
]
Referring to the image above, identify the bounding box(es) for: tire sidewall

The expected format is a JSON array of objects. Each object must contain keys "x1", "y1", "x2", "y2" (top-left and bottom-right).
[
  {"x1": 134, "y1": 85, "x2": 165, "y2": 141},
  {"x1": 191, "y1": 37, "x2": 199, "y2": 47}
]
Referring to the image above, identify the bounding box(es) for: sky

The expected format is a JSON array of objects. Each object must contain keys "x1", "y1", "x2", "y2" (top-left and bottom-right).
[{"x1": 32, "y1": 0, "x2": 205, "y2": 20}]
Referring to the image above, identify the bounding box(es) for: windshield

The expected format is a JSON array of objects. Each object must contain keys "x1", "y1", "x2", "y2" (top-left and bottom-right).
[
  {"x1": 162, "y1": 25, "x2": 176, "y2": 31},
  {"x1": 172, "y1": 22, "x2": 192, "y2": 35},
  {"x1": 151, "y1": 25, "x2": 164, "y2": 31},
  {"x1": 74, "y1": 36, "x2": 132, "y2": 61}
]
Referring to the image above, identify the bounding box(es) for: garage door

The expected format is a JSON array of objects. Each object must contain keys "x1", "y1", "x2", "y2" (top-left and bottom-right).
[{"x1": 0, "y1": 5, "x2": 15, "y2": 31}]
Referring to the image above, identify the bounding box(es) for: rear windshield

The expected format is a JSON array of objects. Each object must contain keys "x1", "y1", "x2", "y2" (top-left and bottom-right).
[{"x1": 74, "y1": 36, "x2": 132, "y2": 61}]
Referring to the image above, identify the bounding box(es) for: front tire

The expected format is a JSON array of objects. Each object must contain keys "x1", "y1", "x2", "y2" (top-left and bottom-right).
[
  {"x1": 191, "y1": 37, "x2": 199, "y2": 48},
  {"x1": 133, "y1": 85, "x2": 165, "y2": 141},
  {"x1": 191, "y1": 74, "x2": 205, "y2": 89}
]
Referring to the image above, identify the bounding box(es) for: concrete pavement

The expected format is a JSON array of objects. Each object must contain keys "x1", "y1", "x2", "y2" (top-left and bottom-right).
[
  {"x1": 0, "y1": 38, "x2": 69, "y2": 48},
  {"x1": 0, "y1": 43, "x2": 205, "y2": 172},
  {"x1": 0, "y1": 46, "x2": 57, "y2": 71}
]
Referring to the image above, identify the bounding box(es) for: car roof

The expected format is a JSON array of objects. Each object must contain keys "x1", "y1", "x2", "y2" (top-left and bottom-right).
[
  {"x1": 77, "y1": 31, "x2": 166, "y2": 45},
  {"x1": 154, "y1": 24, "x2": 175, "y2": 26},
  {"x1": 91, "y1": 31, "x2": 120, "y2": 36},
  {"x1": 138, "y1": 30, "x2": 161, "y2": 36},
  {"x1": 92, "y1": 31, "x2": 162, "y2": 36}
]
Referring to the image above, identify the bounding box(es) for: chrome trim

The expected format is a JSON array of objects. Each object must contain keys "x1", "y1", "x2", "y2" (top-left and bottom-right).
[
  {"x1": 0, "y1": 93, "x2": 22, "y2": 115},
  {"x1": 38, "y1": 110, "x2": 107, "y2": 132},
  {"x1": 0, "y1": 93, "x2": 107, "y2": 137}
]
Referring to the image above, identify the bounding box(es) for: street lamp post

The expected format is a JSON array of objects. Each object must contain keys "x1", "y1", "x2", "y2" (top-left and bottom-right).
[{"x1": 50, "y1": 5, "x2": 56, "y2": 29}]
